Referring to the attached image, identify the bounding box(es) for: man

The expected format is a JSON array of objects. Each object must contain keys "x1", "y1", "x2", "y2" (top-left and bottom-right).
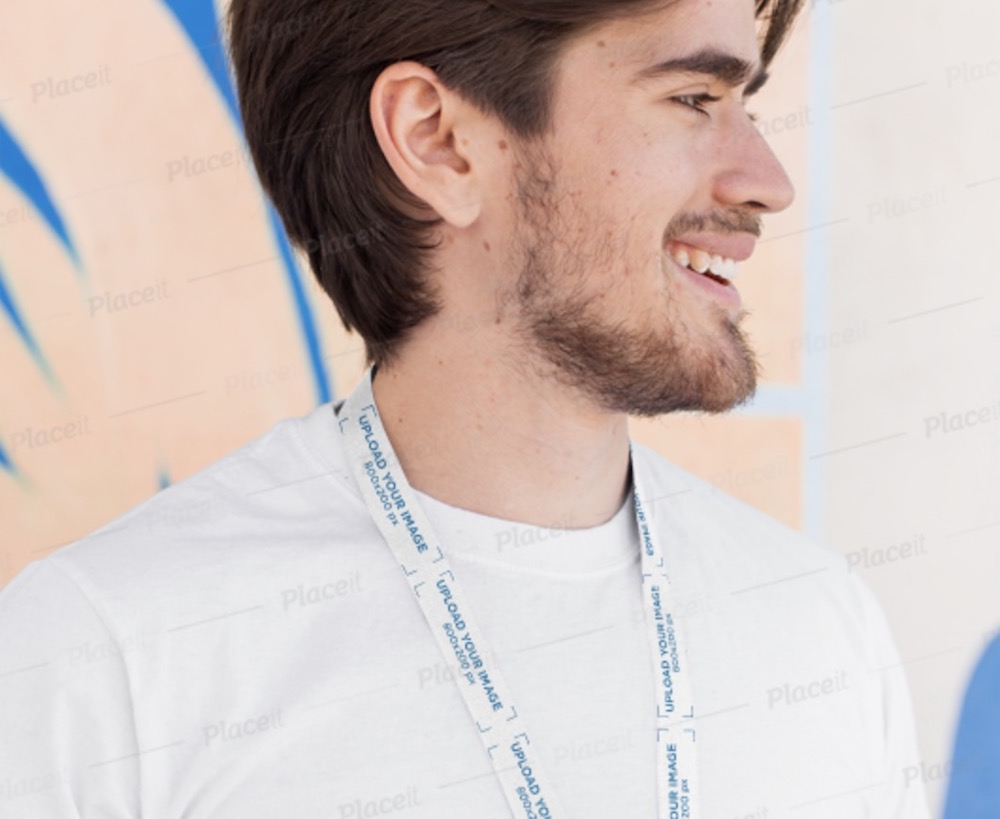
[{"x1": 0, "y1": 0, "x2": 931, "y2": 817}]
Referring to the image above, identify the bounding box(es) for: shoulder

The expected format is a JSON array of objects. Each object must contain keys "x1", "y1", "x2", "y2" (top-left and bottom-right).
[
  {"x1": 631, "y1": 442, "x2": 914, "y2": 738},
  {"x1": 1, "y1": 401, "x2": 372, "y2": 628},
  {"x1": 630, "y1": 440, "x2": 881, "y2": 632},
  {"x1": 631, "y1": 438, "x2": 836, "y2": 563}
]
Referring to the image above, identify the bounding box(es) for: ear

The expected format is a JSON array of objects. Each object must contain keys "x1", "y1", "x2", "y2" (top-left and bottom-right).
[{"x1": 369, "y1": 62, "x2": 484, "y2": 229}]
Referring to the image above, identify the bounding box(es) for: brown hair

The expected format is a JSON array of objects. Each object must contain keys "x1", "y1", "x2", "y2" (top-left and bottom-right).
[{"x1": 227, "y1": 0, "x2": 805, "y2": 370}]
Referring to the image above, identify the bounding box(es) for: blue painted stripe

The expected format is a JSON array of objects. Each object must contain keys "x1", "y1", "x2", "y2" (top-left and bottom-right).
[
  {"x1": 0, "y1": 255, "x2": 61, "y2": 395},
  {"x1": 162, "y1": 0, "x2": 332, "y2": 407},
  {"x1": 0, "y1": 252, "x2": 64, "y2": 479},
  {"x1": 0, "y1": 115, "x2": 80, "y2": 269},
  {"x1": 161, "y1": 0, "x2": 239, "y2": 123},
  {"x1": 157, "y1": 462, "x2": 172, "y2": 490}
]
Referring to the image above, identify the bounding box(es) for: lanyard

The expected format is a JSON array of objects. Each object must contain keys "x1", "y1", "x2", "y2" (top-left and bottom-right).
[{"x1": 336, "y1": 365, "x2": 699, "y2": 818}]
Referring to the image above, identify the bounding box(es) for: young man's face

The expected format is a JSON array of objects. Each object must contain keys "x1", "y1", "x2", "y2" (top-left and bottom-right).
[{"x1": 501, "y1": 0, "x2": 795, "y2": 416}]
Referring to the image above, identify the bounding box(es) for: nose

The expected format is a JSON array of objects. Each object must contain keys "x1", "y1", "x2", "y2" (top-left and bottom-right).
[{"x1": 713, "y1": 116, "x2": 796, "y2": 215}]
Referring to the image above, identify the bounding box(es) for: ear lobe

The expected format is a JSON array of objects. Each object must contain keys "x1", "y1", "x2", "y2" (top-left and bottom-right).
[{"x1": 369, "y1": 62, "x2": 482, "y2": 228}]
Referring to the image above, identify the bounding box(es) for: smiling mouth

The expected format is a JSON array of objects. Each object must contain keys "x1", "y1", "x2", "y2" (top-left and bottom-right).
[{"x1": 666, "y1": 243, "x2": 738, "y2": 287}]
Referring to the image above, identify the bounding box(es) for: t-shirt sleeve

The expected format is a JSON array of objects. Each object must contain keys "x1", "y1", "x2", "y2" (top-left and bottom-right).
[
  {"x1": 0, "y1": 558, "x2": 140, "y2": 817},
  {"x1": 852, "y1": 575, "x2": 933, "y2": 819}
]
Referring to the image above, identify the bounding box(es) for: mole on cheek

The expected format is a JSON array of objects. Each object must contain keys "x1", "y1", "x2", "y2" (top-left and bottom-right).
[
  {"x1": 498, "y1": 139, "x2": 508, "y2": 151},
  {"x1": 483, "y1": 240, "x2": 491, "y2": 251}
]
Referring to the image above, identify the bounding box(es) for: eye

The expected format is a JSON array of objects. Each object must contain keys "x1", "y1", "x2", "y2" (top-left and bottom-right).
[{"x1": 672, "y1": 93, "x2": 721, "y2": 115}]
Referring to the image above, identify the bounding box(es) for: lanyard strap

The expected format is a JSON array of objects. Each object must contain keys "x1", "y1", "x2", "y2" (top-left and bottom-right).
[{"x1": 336, "y1": 366, "x2": 699, "y2": 818}]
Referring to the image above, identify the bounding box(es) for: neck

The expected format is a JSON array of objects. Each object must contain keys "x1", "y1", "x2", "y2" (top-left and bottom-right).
[{"x1": 370, "y1": 338, "x2": 632, "y2": 530}]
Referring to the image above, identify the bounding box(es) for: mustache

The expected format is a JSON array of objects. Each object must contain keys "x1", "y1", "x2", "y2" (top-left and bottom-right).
[{"x1": 665, "y1": 210, "x2": 762, "y2": 239}]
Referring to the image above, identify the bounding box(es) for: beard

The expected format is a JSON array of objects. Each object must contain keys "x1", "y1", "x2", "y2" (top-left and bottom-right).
[{"x1": 502, "y1": 141, "x2": 761, "y2": 418}]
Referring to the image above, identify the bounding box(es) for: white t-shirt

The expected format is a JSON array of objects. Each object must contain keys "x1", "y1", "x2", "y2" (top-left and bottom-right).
[{"x1": 0, "y1": 399, "x2": 931, "y2": 818}]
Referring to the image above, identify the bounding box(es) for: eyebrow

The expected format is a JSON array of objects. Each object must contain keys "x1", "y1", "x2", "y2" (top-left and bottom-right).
[{"x1": 631, "y1": 48, "x2": 770, "y2": 97}]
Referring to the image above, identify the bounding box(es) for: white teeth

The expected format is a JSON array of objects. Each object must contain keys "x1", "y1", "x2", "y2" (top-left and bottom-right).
[
  {"x1": 668, "y1": 244, "x2": 739, "y2": 279},
  {"x1": 689, "y1": 249, "x2": 712, "y2": 274}
]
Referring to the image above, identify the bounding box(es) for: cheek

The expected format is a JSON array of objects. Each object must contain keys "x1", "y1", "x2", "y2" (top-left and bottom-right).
[
  {"x1": 552, "y1": 120, "x2": 702, "y2": 276},
  {"x1": 590, "y1": 130, "x2": 701, "y2": 220}
]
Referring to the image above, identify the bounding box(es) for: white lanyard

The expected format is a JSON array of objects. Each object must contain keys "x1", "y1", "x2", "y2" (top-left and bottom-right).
[{"x1": 336, "y1": 365, "x2": 699, "y2": 818}]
